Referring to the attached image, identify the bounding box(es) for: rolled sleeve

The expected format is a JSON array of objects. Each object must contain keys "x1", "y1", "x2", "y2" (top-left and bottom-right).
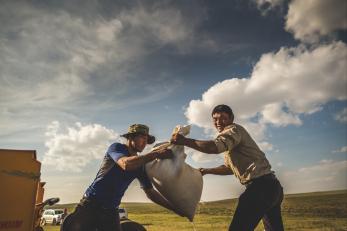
[
  {"x1": 107, "y1": 143, "x2": 128, "y2": 162},
  {"x1": 214, "y1": 126, "x2": 241, "y2": 153}
]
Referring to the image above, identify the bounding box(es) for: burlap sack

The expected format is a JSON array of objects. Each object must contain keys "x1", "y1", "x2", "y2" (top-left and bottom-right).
[{"x1": 145, "y1": 125, "x2": 203, "y2": 221}]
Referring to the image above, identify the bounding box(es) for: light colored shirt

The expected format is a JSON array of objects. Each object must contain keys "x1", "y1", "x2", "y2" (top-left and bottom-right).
[{"x1": 214, "y1": 123, "x2": 273, "y2": 185}]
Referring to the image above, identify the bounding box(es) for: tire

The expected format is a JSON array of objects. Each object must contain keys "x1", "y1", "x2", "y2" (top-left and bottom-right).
[
  {"x1": 60, "y1": 214, "x2": 74, "y2": 231},
  {"x1": 120, "y1": 219, "x2": 146, "y2": 231},
  {"x1": 52, "y1": 218, "x2": 57, "y2": 225}
]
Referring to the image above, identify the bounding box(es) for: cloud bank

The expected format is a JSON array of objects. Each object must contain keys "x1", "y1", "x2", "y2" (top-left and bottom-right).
[
  {"x1": 333, "y1": 146, "x2": 347, "y2": 154},
  {"x1": 282, "y1": 159, "x2": 347, "y2": 193},
  {"x1": 186, "y1": 42, "x2": 347, "y2": 142},
  {"x1": 43, "y1": 121, "x2": 118, "y2": 172},
  {"x1": 286, "y1": 0, "x2": 347, "y2": 42},
  {"x1": 186, "y1": 0, "x2": 347, "y2": 161},
  {"x1": 335, "y1": 108, "x2": 347, "y2": 123},
  {"x1": 0, "y1": 1, "x2": 197, "y2": 139},
  {"x1": 252, "y1": 0, "x2": 285, "y2": 15}
]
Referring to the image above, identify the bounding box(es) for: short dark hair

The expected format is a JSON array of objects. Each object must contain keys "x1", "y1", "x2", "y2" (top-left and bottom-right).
[{"x1": 211, "y1": 104, "x2": 234, "y2": 121}]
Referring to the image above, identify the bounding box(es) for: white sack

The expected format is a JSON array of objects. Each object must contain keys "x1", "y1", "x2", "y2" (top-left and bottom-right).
[{"x1": 145, "y1": 125, "x2": 203, "y2": 221}]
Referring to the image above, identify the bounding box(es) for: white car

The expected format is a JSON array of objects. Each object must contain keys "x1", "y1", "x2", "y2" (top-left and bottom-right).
[
  {"x1": 41, "y1": 209, "x2": 64, "y2": 225},
  {"x1": 118, "y1": 208, "x2": 128, "y2": 219}
]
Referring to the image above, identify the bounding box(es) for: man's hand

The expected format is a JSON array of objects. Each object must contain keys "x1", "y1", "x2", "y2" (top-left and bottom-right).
[
  {"x1": 155, "y1": 148, "x2": 174, "y2": 159},
  {"x1": 198, "y1": 165, "x2": 233, "y2": 176},
  {"x1": 198, "y1": 168, "x2": 208, "y2": 176},
  {"x1": 170, "y1": 133, "x2": 186, "y2": 145}
]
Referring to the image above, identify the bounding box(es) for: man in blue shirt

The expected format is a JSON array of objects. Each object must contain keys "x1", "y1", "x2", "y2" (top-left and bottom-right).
[{"x1": 64, "y1": 124, "x2": 175, "y2": 231}]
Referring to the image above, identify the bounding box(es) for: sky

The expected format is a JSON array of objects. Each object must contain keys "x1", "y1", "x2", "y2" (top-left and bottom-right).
[{"x1": 1, "y1": 0, "x2": 346, "y2": 204}]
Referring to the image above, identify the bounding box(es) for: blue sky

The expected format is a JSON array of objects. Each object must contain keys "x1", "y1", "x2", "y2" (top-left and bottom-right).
[{"x1": 1, "y1": 0, "x2": 346, "y2": 203}]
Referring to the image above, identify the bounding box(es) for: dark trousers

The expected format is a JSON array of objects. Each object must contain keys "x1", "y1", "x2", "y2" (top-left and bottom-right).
[
  {"x1": 229, "y1": 174, "x2": 284, "y2": 231},
  {"x1": 62, "y1": 197, "x2": 122, "y2": 231}
]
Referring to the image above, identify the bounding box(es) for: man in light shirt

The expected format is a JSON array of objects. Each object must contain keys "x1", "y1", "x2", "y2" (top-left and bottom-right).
[{"x1": 171, "y1": 104, "x2": 284, "y2": 231}]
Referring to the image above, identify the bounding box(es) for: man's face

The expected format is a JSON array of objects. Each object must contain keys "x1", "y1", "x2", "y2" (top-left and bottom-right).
[
  {"x1": 212, "y1": 112, "x2": 233, "y2": 132},
  {"x1": 130, "y1": 134, "x2": 148, "y2": 152}
]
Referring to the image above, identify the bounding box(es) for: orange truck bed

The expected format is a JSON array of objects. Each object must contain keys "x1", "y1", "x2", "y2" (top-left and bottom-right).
[{"x1": 0, "y1": 149, "x2": 42, "y2": 231}]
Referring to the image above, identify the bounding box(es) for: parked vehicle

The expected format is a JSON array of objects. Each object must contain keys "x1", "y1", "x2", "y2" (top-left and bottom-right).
[
  {"x1": 118, "y1": 207, "x2": 128, "y2": 219},
  {"x1": 41, "y1": 208, "x2": 64, "y2": 225},
  {"x1": 35, "y1": 197, "x2": 60, "y2": 231}
]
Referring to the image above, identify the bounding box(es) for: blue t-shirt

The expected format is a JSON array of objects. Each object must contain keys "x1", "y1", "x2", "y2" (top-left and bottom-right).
[{"x1": 84, "y1": 143, "x2": 153, "y2": 209}]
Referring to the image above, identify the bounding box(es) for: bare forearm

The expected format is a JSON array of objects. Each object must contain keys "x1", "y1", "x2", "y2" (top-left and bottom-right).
[
  {"x1": 202, "y1": 165, "x2": 233, "y2": 175},
  {"x1": 118, "y1": 151, "x2": 158, "y2": 171},
  {"x1": 184, "y1": 138, "x2": 219, "y2": 154}
]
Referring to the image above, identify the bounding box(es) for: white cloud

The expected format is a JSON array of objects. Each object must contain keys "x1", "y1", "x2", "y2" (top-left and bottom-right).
[
  {"x1": 335, "y1": 108, "x2": 347, "y2": 123},
  {"x1": 333, "y1": 146, "x2": 347, "y2": 153},
  {"x1": 1, "y1": 14, "x2": 90, "y2": 106},
  {"x1": 258, "y1": 141, "x2": 274, "y2": 152},
  {"x1": 0, "y1": 2, "x2": 194, "y2": 140},
  {"x1": 281, "y1": 159, "x2": 347, "y2": 193},
  {"x1": 119, "y1": 5, "x2": 195, "y2": 52},
  {"x1": 43, "y1": 121, "x2": 118, "y2": 172},
  {"x1": 252, "y1": 0, "x2": 285, "y2": 15},
  {"x1": 241, "y1": 121, "x2": 268, "y2": 142},
  {"x1": 185, "y1": 41, "x2": 347, "y2": 144},
  {"x1": 285, "y1": 0, "x2": 347, "y2": 42},
  {"x1": 0, "y1": 4, "x2": 124, "y2": 137},
  {"x1": 254, "y1": 0, "x2": 284, "y2": 7},
  {"x1": 261, "y1": 103, "x2": 302, "y2": 127},
  {"x1": 96, "y1": 19, "x2": 123, "y2": 42}
]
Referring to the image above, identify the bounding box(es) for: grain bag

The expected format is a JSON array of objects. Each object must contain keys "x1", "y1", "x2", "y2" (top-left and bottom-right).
[{"x1": 145, "y1": 125, "x2": 203, "y2": 221}]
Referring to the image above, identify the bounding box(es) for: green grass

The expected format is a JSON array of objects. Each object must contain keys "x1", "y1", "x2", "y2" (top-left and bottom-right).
[{"x1": 43, "y1": 190, "x2": 347, "y2": 231}]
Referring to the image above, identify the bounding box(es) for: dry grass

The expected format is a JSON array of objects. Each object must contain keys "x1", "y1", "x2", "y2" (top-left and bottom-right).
[{"x1": 44, "y1": 190, "x2": 347, "y2": 231}]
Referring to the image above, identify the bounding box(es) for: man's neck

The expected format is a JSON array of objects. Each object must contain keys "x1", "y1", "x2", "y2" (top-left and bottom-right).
[{"x1": 126, "y1": 142, "x2": 138, "y2": 156}]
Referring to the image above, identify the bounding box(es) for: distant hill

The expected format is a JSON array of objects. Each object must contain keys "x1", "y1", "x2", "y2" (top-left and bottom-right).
[
  {"x1": 48, "y1": 189, "x2": 347, "y2": 209},
  {"x1": 284, "y1": 189, "x2": 347, "y2": 198},
  {"x1": 205, "y1": 189, "x2": 347, "y2": 203}
]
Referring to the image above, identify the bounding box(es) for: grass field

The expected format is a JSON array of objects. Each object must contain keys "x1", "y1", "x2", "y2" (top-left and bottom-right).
[{"x1": 43, "y1": 190, "x2": 347, "y2": 231}]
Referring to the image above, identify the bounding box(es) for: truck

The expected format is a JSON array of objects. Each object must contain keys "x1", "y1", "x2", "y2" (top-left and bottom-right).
[{"x1": 0, "y1": 149, "x2": 47, "y2": 231}]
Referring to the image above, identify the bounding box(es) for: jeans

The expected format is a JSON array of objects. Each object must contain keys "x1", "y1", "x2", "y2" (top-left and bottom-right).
[
  {"x1": 61, "y1": 197, "x2": 121, "y2": 231},
  {"x1": 229, "y1": 174, "x2": 284, "y2": 231}
]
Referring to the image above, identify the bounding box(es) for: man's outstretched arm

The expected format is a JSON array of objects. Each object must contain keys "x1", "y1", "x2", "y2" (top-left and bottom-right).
[
  {"x1": 199, "y1": 165, "x2": 233, "y2": 176},
  {"x1": 117, "y1": 149, "x2": 173, "y2": 171},
  {"x1": 171, "y1": 133, "x2": 219, "y2": 154}
]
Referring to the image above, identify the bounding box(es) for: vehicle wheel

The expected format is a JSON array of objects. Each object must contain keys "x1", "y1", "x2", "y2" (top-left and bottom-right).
[
  {"x1": 120, "y1": 219, "x2": 146, "y2": 231},
  {"x1": 61, "y1": 214, "x2": 75, "y2": 231},
  {"x1": 52, "y1": 218, "x2": 57, "y2": 225},
  {"x1": 40, "y1": 219, "x2": 46, "y2": 226}
]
